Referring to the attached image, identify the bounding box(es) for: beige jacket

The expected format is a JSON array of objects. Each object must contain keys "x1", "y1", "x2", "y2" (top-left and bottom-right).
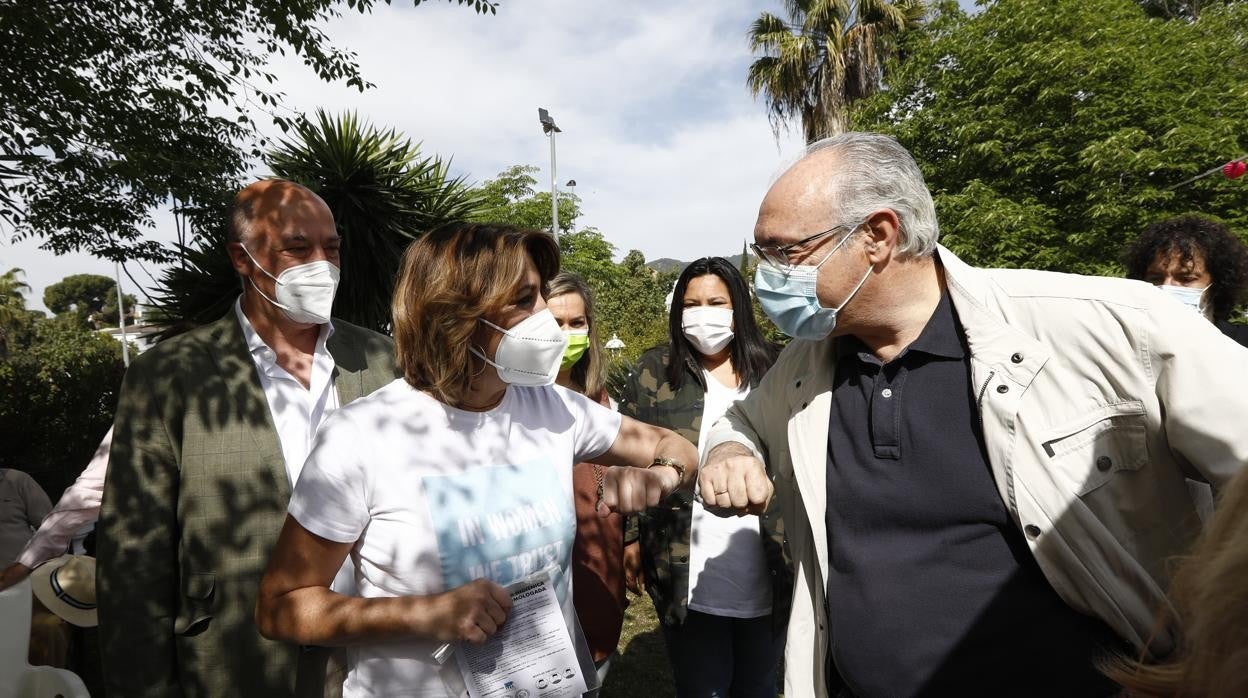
[{"x1": 706, "y1": 246, "x2": 1248, "y2": 697}]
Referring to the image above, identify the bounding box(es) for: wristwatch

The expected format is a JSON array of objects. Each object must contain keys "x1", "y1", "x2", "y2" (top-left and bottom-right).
[{"x1": 647, "y1": 456, "x2": 685, "y2": 481}]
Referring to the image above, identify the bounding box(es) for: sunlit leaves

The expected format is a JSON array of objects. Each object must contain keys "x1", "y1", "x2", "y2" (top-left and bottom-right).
[
  {"x1": 855, "y1": 0, "x2": 1248, "y2": 274},
  {"x1": 0, "y1": 0, "x2": 499, "y2": 263}
]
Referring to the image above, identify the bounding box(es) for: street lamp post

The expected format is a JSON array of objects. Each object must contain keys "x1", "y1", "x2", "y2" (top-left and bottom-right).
[{"x1": 538, "y1": 108, "x2": 562, "y2": 235}]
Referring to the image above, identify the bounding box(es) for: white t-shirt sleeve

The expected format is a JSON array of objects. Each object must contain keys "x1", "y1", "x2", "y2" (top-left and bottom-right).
[
  {"x1": 288, "y1": 409, "x2": 370, "y2": 544},
  {"x1": 558, "y1": 386, "x2": 622, "y2": 463}
]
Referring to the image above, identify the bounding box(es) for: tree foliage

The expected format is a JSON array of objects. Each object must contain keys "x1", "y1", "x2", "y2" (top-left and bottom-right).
[
  {"x1": 0, "y1": 268, "x2": 30, "y2": 325},
  {"x1": 596, "y1": 250, "x2": 677, "y2": 360},
  {"x1": 43, "y1": 273, "x2": 141, "y2": 329},
  {"x1": 0, "y1": 303, "x2": 125, "y2": 501},
  {"x1": 748, "y1": 0, "x2": 927, "y2": 142},
  {"x1": 44, "y1": 274, "x2": 115, "y2": 317},
  {"x1": 1136, "y1": 0, "x2": 1239, "y2": 19},
  {"x1": 148, "y1": 111, "x2": 486, "y2": 335},
  {"x1": 854, "y1": 0, "x2": 1248, "y2": 274},
  {"x1": 0, "y1": 267, "x2": 34, "y2": 356},
  {"x1": 268, "y1": 110, "x2": 485, "y2": 331},
  {"x1": 475, "y1": 165, "x2": 582, "y2": 233},
  {"x1": 476, "y1": 165, "x2": 676, "y2": 362},
  {"x1": 0, "y1": 0, "x2": 498, "y2": 264}
]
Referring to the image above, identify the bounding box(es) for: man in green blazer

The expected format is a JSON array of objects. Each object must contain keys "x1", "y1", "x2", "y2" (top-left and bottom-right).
[{"x1": 97, "y1": 180, "x2": 398, "y2": 698}]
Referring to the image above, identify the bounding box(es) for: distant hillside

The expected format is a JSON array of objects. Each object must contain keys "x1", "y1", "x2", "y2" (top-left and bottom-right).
[
  {"x1": 645, "y1": 258, "x2": 684, "y2": 274},
  {"x1": 645, "y1": 253, "x2": 754, "y2": 275}
]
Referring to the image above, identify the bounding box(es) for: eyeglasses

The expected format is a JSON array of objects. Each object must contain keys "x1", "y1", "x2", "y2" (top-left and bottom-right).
[{"x1": 751, "y1": 222, "x2": 860, "y2": 270}]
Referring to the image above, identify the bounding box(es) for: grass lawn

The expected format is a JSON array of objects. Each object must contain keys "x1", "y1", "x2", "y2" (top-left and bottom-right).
[{"x1": 601, "y1": 592, "x2": 674, "y2": 698}]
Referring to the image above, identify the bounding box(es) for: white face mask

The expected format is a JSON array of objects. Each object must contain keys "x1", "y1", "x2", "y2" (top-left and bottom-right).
[
  {"x1": 471, "y1": 309, "x2": 569, "y2": 387},
  {"x1": 242, "y1": 245, "x2": 340, "y2": 325},
  {"x1": 682, "y1": 306, "x2": 735, "y2": 356},
  {"x1": 1158, "y1": 284, "x2": 1209, "y2": 316}
]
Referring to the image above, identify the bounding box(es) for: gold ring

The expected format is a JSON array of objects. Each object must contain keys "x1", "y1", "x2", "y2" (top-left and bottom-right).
[{"x1": 714, "y1": 489, "x2": 730, "y2": 495}]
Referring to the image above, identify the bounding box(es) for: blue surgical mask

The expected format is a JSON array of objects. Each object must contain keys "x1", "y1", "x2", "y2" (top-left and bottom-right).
[
  {"x1": 1157, "y1": 284, "x2": 1208, "y2": 316},
  {"x1": 754, "y1": 225, "x2": 872, "y2": 340}
]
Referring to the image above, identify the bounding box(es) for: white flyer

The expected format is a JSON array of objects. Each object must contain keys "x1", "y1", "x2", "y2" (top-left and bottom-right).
[{"x1": 455, "y1": 571, "x2": 590, "y2": 698}]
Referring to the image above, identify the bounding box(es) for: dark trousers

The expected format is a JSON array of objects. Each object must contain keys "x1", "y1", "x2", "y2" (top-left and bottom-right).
[{"x1": 660, "y1": 610, "x2": 786, "y2": 698}]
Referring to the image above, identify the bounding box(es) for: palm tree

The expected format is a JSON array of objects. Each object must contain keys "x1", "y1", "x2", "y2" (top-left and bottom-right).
[
  {"x1": 267, "y1": 110, "x2": 486, "y2": 332},
  {"x1": 149, "y1": 110, "x2": 486, "y2": 336},
  {"x1": 748, "y1": 0, "x2": 927, "y2": 143},
  {"x1": 0, "y1": 267, "x2": 30, "y2": 325},
  {"x1": 0, "y1": 267, "x2": 31, "y2": 356}
]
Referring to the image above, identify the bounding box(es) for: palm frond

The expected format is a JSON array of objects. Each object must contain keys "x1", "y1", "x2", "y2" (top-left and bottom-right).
[
  {"x1": 148, "y1": 110, "x2": 486, "y2": 336},
  {"x1": 747, "y1": 0, "x2": 928, "y2": 142}
]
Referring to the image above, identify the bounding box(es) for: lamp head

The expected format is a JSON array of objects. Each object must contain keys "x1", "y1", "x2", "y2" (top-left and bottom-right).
[{"x1": 537, "y1": 107, "x2": 561, "y2": 134}]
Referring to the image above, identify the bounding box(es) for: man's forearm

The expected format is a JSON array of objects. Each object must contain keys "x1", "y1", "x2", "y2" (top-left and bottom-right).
[{"x1": 17, "y1": 508, "x2": 92, "y2": 568}]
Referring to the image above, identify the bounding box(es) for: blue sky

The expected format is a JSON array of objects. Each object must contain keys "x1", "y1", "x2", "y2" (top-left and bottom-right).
[{"x1": 3, "y1": 0, "x2": 983, "y2": 312}]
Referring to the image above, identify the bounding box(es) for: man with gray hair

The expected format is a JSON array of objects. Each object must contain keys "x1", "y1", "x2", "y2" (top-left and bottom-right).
[{"x1": 698, "y1": 132, "x2": 1247, "y2": 696}]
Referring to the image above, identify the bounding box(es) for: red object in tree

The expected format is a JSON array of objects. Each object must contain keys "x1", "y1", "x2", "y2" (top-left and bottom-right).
[{"x1": 1224, "y1": 160, "x2": 1247, "y2": 179}]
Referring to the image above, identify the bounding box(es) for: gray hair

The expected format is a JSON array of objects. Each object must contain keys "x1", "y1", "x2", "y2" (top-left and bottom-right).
[
  {"x1": 227, "y1": 194, "x2": 256, "y2": 246},
  {"x1": 805, "y1": 132, "x2": 939, "y2": 259}
]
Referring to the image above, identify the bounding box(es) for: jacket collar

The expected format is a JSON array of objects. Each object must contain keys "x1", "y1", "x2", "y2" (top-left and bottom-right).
[
  {"x1": 938, "y1": 245, "x2": 1049, "y2": 389},
  {"x1": 227, "y1": 297, "x2": 370, "y2": 405},
  {"x1": 199, "y1": 303, "x2": 369, "y2": 495}
]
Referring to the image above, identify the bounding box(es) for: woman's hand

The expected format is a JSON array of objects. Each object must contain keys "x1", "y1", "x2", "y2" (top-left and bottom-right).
[
  {"x1": 257, "y1": 518, "x2": 516, "y2": 647},
  {"x1": 622, "y1": 542, "x2": 645, "y2": 595},
  {"x1": 428, "y1": 579, "x2": 514, "y2": 645},
  {"x1": 598, "y1": 465, "x2": 677, "y2": 515}
]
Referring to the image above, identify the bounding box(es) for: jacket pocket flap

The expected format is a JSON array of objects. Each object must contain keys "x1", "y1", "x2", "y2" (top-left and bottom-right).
[
  {"x1": 1041, "y1": 400, "x2": 1146, "y2": 458},
  {"x1": 1040, "y1": 401, "x2": 1148, "y2": 496},
  {"x1": 184, "y1": 573, "x2": 215, "y2": 600}
]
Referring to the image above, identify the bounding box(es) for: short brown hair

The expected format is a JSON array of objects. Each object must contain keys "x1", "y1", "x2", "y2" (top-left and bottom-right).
[{"x1": 392, "y1": 222, "x2": 560, "y2": 405}]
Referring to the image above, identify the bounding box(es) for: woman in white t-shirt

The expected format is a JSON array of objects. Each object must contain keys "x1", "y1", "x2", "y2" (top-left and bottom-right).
[
  {"x1": 619, "y1": 257, "x2": 790, "y2": 697},
  {"x1": 253, "y1": 223, "x2": 773, "y2": 698}
]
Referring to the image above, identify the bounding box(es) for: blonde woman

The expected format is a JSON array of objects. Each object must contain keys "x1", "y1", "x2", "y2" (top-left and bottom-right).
[{"x1": 547, "y1": 272, "x2": 627, "y2": 685}]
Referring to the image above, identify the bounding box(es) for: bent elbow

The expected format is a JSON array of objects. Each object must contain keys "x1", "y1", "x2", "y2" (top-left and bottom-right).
[
  {"x1": 254, "y1": 580, "x2": 298, "y2": 643},
  {"x1": 254, "y1": 595, "x2": 279, "y2": 641}
]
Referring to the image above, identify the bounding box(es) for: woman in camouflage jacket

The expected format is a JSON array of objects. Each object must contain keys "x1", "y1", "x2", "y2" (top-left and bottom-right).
[{"x1": 618, "y1": 257, "x2": 793, "y2": 697}]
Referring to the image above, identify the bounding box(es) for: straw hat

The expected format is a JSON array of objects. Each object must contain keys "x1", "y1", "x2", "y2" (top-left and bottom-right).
[{"x1": 31, "y1": 555, "x2": 98, "y2": 627}]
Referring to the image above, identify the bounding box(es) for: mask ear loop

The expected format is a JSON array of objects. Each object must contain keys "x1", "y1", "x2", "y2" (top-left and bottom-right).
[
  {"x1": 469, "y1": 315, "x2": 506, "y2": 379},
  {"x1": 239, "y1": 243, "x2": 295, "y2": 313}
]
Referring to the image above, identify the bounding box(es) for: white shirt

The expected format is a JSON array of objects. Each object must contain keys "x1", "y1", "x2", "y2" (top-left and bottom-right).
[
  {"x1": 235, "y1": 301, "x2": 355, "y2": 594},
  {"x1": 234, "y1": 299, "x2": 340, "y2": 487},
  {"x1": 288, "y1": 379, "x2": 621, "y2": 698},
  {"x1": 17, "y1": 428, "x2": 110, "y2": 569},
  {"x1": 687, "y1": 371, "x2": 772, "y2": 618}
]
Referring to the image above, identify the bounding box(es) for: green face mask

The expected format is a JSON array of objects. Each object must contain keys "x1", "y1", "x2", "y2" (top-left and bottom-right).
[{"x1": 561, "y1": 330, "x2": 590, "y2": 370}]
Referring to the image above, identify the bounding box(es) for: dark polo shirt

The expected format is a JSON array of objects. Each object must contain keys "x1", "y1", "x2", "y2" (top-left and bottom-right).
[{"x1": 824, "y1": 290, "x2": 1121, "y2": 697}]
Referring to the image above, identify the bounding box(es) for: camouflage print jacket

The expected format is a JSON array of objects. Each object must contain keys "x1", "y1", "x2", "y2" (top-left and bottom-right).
[{"x1": 618, "y1": 344, "x2": 793, "y2": 629}]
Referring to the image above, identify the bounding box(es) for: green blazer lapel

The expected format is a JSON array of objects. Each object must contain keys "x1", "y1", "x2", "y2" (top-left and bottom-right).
[
  {"x1": 204, "y1": 311, "x2": 290, "y2": 499},
  {"x1": 326, "y1": 323, "x2": 368, "y2": 404}
]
